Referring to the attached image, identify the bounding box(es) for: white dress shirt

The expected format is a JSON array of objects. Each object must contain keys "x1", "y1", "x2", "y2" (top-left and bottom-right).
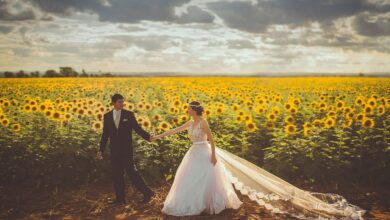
[{"x1": 113, "y1": 109, "x2": 121, "y2": 121}]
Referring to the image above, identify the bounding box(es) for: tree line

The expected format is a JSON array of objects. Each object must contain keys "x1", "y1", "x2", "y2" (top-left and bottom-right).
[{"x1": 1, "y1": 67, "x2": 114, "y2": 78}]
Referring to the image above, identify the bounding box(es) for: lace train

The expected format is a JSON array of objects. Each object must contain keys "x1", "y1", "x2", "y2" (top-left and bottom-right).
[{"x1": 215, "y1": 147, "x2": 366, "y2": 220}]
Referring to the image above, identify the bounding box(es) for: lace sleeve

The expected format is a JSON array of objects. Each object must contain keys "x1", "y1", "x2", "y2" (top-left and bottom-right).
[{"x1": 159, "y1": 120, "x2": 191, "y2": 138}]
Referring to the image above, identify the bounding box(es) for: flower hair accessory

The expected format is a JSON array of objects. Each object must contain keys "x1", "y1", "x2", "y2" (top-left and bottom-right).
[{"x1": 189, "y1": 103, "x2": 201, "y2": 107}]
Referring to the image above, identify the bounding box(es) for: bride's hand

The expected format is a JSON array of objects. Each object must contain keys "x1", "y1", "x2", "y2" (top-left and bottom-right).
[{"x1": 211, "y1": 154, "x2": 217, "y2": 166}]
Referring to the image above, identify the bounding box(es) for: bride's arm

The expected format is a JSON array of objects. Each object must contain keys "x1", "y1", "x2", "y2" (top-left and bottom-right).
[
  {"x1": 200, "y1": 119, "x2": 217, "y2": 165},
  {"x1": 155, "y1": 120, "x2": 191, "y2": 139}
]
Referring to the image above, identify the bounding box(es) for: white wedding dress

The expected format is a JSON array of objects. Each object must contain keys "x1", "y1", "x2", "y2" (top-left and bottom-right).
[{"x1": 161, "y1": 119, "x2": 366, "y2": 219}]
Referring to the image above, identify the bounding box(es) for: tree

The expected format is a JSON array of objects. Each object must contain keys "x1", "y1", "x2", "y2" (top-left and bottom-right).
[
  {"x1": 43, "y1": 69, "x2": 59, "y2": 77},
  {"x1": 60, "y1": 67, "x2": 78, "y2": 77},
  {"x1": 30, "y1": 71, "x2": 40, "y2": 77},
  {"x1": 4, "y1": 71, "x2": 15, "y2": 78},
  {"x1": 80, "y1": 69, "x2": 88, "y2": 77},
  {"x1": 16, "y1": 70, "x2": 29, "y2": 78}
]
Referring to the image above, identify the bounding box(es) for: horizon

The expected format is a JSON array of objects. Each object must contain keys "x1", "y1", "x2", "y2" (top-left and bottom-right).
[{"x1": 1, "y1": 0, "x2": 390, "y2": 74}]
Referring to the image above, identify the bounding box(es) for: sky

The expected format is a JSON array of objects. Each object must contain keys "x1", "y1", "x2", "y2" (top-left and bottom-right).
[{"x1": 0, "y1": 0, "x2": 389, "y2": 75}]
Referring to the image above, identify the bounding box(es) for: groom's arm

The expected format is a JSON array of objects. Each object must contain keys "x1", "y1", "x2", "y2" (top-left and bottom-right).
[
  {"x1": 130, "y1": 112, "x2": 151, "y2": 141},
  {"x1": 99, "y1": 114, "x2": 109, "y2": 152}
]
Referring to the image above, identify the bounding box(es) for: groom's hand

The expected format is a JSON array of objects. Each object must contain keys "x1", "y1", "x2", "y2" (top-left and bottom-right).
[{"x1": 96, "y1": 151, "x2": 103, "y2": 160}]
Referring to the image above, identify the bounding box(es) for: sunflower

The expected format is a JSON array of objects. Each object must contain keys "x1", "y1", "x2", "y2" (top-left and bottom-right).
[
  {"x1": 243, "y1": 114, "x2": 252, "y2": 122},
  {"x1": 336, "y1": 101, "x2": 345, "y2": 110},
  {"x1": 284, "y1": 102, "x2": 292, "y2": 111},
  {"x1": 327, "y1": 111, "x2": 337, "y2": 118},
  {"x1": 285, "y1": 124, "x2": 297, "y2": 135},
  {"x1": 345, "y1": 112, "x2": 354, "y2": 119},
  {"x1": 205, "y1": 108, "x2": 212, "y2": 116},
  {"x1": 23, "y1": 104, "x2": 32, "y2": 112},
  {"x1": 232, "y1": 104, "x2": 240, "y2": 112},
  {"x1": 31, "y1": 105, "x2": 38, "y2": 112},
  {"x1": 52, "y1": 111, "x2": 62, "y2": 120},
  {"x1": 172, "y1": 118, "x2": 179, "y2": 125},
  {"x1": 367, "y1": 97, "x2": 376, "y2": 107},
  {"x1": 355, "y1": 96, "x2": 365, "y2": 106},
  {"x1": 158, "y1": 121, "x2": 171, "y2": 131},
  {"x1": 312, "y1": 119, "x2": 322, "y2": 127},
  {"x1": 153, "y1": 114, "x2": 161, "y2": 121},
  {"x1": 267, "y1": 113, "x2": 277, "y2": 121},
  {"x1": 364, "y1": 106, "x2": 373, "y2": 114},
  {"x1": 303, "y1": 128, "x2": 311, "y2": 137},
  {"x1": 284, "y1": 115, "x2": 294, "y2": 124},
  {"x1": 303, "y1": 122, "x2": 312, "y2": 129},
  {"x1": 236, "y1": 115, "x2": 243, "y2": 122},
  {"x1": 355, "y1": 113, "x2": 365, "y2": 121},
  {"x1": 289, "y1": 107, "x2": 298, "y2": 114},
  {"x1": 177, "y1": 115, "x2": 186, "y2": 123},
  {"x1": 127, "y1": 103, "x2": 135, "y2": 111},
  {"x1": 216, "y1": 106, "x2": 224, "y2": 114},
  {"x1": 362, "y1": 118, "x2": 375, "y2": 128},
  {"x1": 143, "y1": 103, "x2": 152, "y2": 111},
  {"x1": 92, "y1": 121, "x2": 102, "y2": 131},
  {"x1": 245, "y1": 121, "x2": 257, "y2": 132},
  {"x1": 255, "y1": 105, "x2": 266, "y2": 114},
  {"x1": 10, "y1": 123, "x2": 21, "y2": 132},
  {"x1": 169, "y1": 106, "x2": 176, "y2": 114},
  {"x1": 377, "y1": 105, "x2": 385, "y2": 116},
  {"x1": 272, "y1": 107, "x2": 280, "y2": 115},
  {"x1": 1, "y1": 117, "x2": 10, "y2": 127},
  {"x1": 77, "y1": 108, "x2": 85, "y2": 115},
  {"x1": 343, "y1": 119, "x2": 353, "y2": 128},
  {"x1": 324, "y1": 117, "x2": 335, "y2": 128},
  {"x1": 45, "y1": 110, "x2": 53, "y2": 117},
  {"x1": 343, "y1": 107, "x2": 353, "y2": 113},
  {"x1": 142, "y1": 120, "x2": 151, "y2": 128},
  {"x1": 319, "y1": 102, "x2": 327, "y2": 109},
  {"x1": 137, "y1": 102, "x2": 145, "y2": 110}
]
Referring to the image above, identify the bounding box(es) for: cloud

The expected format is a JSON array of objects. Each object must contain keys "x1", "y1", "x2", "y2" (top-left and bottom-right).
[
  {"x1": 354, "y1": 12, "x2": 390, "y2": 36},
  {"x1": 227, "y1": 39, "x2": 257, "y2": 49},
  {"x1": 25, "y1": 0, "x2": 215, "y2": 24},
  {"x1": 0, "y1": 25, "x2": 15, "y2": 34},
  {"x1": 0, "y1": 0, "x2": 37, "y2": 21},
  {"x1": 207, "y1": 0, "x2": 390, "y2": 33}
]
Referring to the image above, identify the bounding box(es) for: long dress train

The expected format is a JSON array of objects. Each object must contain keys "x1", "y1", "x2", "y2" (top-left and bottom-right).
[{"x1": 161, "y1": 119, "x2": 366, "y2": 219}]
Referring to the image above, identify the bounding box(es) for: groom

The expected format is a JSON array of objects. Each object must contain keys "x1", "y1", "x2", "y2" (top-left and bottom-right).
[{"x1": 97, "y1": 93, "x2": 155, "y2": 205}]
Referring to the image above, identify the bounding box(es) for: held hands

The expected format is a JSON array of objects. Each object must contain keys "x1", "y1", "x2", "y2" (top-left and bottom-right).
[{"x1": 150, "y1": 134, "x2": 162, "y2": 142}]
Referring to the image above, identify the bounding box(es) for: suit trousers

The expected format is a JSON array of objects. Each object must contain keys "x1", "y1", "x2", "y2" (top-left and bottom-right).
[{"x1": 110, "y1": 153, "x2": 152, "y2": 201}]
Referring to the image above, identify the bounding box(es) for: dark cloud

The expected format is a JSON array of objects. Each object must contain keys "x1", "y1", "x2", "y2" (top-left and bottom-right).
[
  {"x1": 207, "y1": 0, "x2": 390, "y2": 33},
  {"x1": 27, "y1": 0, "x2": 214, "y2": 24},
  {"x1": 176, "y1": 5, "x2": 215, "y2": 24},
  {"x1": 260, "y1": 25, "x2": 390, "y2": 54},
  {"x1": 354, "y1": 13, "x2": 390, "y2": 36},
  {"x1": 0, "y1": 25, "x2": 15, "y2": 34},
  {"x1": 0, "y1": 1, "x2": 37, "y2": 21}
]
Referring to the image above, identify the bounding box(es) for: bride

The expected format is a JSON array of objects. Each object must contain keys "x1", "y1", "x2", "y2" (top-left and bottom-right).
[{"x1": 151, "y1": 101, "x2": 366, "y2": 219}]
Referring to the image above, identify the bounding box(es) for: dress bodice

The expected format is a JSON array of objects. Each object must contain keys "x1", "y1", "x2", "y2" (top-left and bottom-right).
[{"x1": 188, "y1": 120, "x2": 208, "y2": 143}]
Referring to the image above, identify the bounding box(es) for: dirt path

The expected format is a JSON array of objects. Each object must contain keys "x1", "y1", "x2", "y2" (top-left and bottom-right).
[{"x1": 1, "y1": 182, "x2": 389, "y2": 219}]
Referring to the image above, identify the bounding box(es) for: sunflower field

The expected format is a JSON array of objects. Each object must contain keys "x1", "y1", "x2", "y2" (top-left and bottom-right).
[{"x1": 0, "y1": 77, "x2": 389, "y2": 188}]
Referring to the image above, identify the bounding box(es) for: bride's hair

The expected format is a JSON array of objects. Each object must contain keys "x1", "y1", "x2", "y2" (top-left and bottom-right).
[{"x1": 189, "y1": 101, "x2": 204, "y2": 116}]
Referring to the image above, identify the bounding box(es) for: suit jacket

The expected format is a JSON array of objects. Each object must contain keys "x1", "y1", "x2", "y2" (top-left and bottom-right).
[{"x1": 99, "y1": 109, "x2": 151, "y2": 157}]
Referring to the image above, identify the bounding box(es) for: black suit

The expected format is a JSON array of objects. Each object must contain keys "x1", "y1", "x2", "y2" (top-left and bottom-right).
[{"x1": 99, "y1": 108, "x2": 153, "y2": 201}]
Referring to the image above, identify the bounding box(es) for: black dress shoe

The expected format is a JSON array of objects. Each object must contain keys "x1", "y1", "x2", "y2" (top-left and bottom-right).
[
  {"x1": 141, "y1": 190, "x2": 155, "y2": 203},
  {"x1": 107, "y1": 198, "x2": 126, "y2": 205}
]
